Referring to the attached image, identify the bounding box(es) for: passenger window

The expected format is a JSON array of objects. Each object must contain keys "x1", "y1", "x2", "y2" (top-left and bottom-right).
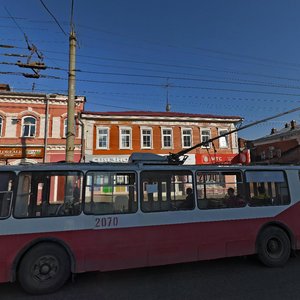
[
  {"x1": 196, "y1": 171, "x2": 245, "y2": 209},
  {"x1": 0, "y1": 172, "x2": 15, "y2": 218},
  {"x1": 246, "y1": 171, "x2": 290, "y2": 206},
  {"x1": 84, "y1": 172, "x2": 137, "y2": 215},
  {"x1": 14, "y1": 171, "x2": 83, "y2": 218},
  {"x1": 141, "y1": 170, "x2": 194, "y2": 212}
]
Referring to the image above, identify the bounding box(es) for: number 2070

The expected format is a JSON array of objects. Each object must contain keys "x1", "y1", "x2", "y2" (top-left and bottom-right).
[{"x1": 95, "y1": 217, "x2": 119, "y2": 228}]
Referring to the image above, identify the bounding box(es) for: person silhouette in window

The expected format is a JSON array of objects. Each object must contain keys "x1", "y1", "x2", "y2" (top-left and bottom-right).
[
  {"x1": 182, "y1": 187, "x2": 194, "y2": 209},
  {"x1": 224, "y1": 187, "x2": 245, "y2": 208}
]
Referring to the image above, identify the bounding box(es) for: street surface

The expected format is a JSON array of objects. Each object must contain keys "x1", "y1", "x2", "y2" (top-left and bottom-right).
[{"x1": 1, "y1": 254, "x2": 300, "y2": 300}]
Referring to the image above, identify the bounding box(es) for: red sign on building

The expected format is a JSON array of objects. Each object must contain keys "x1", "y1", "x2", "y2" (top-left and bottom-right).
[{"x1": 196, "y1": 151, "x2": 250, "y2": 165}]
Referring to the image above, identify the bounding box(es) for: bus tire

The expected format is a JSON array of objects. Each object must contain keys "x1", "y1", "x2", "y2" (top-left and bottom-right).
[
  {"x1": 257, "y1": 226, "x2": 291, "y2": 267},
  {"x1": 18, "y1": 243, "x2": 70, "y2": 294}
]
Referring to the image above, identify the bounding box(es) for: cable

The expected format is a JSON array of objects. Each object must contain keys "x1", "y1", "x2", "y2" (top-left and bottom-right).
[
  {"x1": 75, "y1": 69, "x2": 300, "y2": 90},
  {"x1": 39, "y1": 0, "x2": 67, "y2": 36}
]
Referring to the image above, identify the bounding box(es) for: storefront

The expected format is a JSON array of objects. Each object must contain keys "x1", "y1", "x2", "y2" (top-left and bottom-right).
[{"x1": 0, "y1": 146, "x2": 45, "y2": 165}]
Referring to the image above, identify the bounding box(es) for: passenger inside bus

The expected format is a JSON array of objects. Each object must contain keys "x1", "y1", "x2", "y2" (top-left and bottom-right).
[
  {"x1": 224, "y1": 187, "x2": 245, "y2": 208},
  {"x1": 250, "y1": 185, "x2": 271, "y2": 206},
  {"x1": 180, "y1": 187, "x2": 194, "y2": 209}
]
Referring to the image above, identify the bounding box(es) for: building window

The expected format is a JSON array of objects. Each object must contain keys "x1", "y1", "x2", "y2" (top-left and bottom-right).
[
  {"x1": 22, "y1": 117, "x2": 36, "y2": 137},
  {"x1": 120, "y1": 127, "x2": 132, "y2": 149},
  {"x1": 64, "y1": 118, "x2": 68, "y2": 137},
  {"x1": 162, "y1": 128, "x2": 173, "y2": 148},
  {"x1": 141, "y1": 127, "x2": 152, "y2": 149},
  {"x1": 219, "y1": 129, "x2": 229, "y2": 148},
  {"x1": 0, "y1": 116, "x2": 3, "y2": 137},
  {"x1": 182, "y1": 128, "x2": 192, "y2": 148},
  {"x1": 201, "y1": 129, "x2": 211, "y2": 148},
  {"x1": 97, "y1": 127, "x2": 109, "y2": 149},
  {"x1": 64, "y1": 118, "x2": 76, "y2": 138}
]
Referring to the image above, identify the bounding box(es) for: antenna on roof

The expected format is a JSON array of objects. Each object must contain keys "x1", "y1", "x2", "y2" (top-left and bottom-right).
[
  {"x1": 165, "y1": 78, "x2": 171, "y2": 112},
  {"x1": 167, "y1": 106, "x2": 300, "y2": 165}
]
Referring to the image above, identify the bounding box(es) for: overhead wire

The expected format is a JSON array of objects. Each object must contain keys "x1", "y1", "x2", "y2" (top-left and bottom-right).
[
  {"x1": 2, "y1": 12, "x2": 300, "y2": 124},
  {"x1": 39, "y1": 0, "x2": 67, "y2": 36}
]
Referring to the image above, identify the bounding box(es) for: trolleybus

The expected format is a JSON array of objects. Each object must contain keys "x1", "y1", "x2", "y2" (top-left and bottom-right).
[{"x1": 0, "y1": 152, "x2": 299, "y2": 294}]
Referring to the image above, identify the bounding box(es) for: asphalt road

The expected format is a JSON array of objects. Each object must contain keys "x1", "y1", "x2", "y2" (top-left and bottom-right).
[{"x1": 1, "y1": 254, "x2": 300, "y2": 300}]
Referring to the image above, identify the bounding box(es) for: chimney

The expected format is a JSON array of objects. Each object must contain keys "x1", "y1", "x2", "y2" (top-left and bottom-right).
[
  {"x1": 270, "y1": 128, "x2": 277, "y2": 134},
  {"x1": 0, "y1": 84, "x2": 10, "y2": 91},
  {"x1": 291, "y1": 120, "x2": 296, "y2": 130},
  {"x1": 166, "y1": 102, "x2": 171, "y2": 112}
]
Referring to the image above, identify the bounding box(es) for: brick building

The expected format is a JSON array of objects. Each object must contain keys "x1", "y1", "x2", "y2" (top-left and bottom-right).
[
  {"x1": 249, "y1": 120, "x2": 300, "y2": 164},
  {"x1": 81, "y1": 111, "x2": 243, "y2": 164},
  {"x1": 0, "y1": 85, "x2": 85, "y2": 164}
]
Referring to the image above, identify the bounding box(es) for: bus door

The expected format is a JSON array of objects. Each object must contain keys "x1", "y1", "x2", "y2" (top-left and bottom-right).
[
  {"x1": 0, "y1": 172, "x2": 15, "y2": 218},
  {"x1": 14, "y1": 171, "x2": 83, "y2": 218},
  {"x1": 84, "y1": 171, "x2": 140, "y2": 271},
  {"x1": 140, "y1": 170, "x2": 196, "y2": 266}
]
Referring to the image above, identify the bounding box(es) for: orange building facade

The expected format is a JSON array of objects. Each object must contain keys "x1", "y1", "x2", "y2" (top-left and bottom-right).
[
  {"x1": 0, "y1": 85, "x2": 85, "y2": 165},
  {"x1": 81, "y1": 111, "x2": 243, "y2": 164}
]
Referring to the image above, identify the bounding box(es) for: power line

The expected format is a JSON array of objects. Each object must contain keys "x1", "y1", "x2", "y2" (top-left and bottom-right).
[
  {"x1": 4, "y1": 37, "x2": 300, "y2": 86},
  {"x1": 0, "y1": 70, "x2": 63, "y2": 80},
  {"x1": 0, "y1": 61, "x2": 67, "y2": 71},
  {"x1": 39, "y1": 0, "x2": 67, "y2": 36},
  {"x1": 75, "y1": 69, "x2": 300, "y2": 91},
  {"x1": 4, "y1": 13, "x2": 300, "y2": 77},
  {"x1": 4, "y1": 7, "x2": 26, "y2": 36},
  {"x1": 4, "y1": 67, "x2": 300, "y2": 98}
]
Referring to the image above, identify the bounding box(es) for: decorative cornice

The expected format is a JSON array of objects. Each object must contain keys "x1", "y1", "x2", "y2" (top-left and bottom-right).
[{"x1": 0, "y1": 94, "x2": 85, "y2": 106}]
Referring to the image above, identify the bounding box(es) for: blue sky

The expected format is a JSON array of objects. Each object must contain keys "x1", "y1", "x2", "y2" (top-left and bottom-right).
[{"x1": 1, "y1": 0, "x2": 300, "y2": 139}]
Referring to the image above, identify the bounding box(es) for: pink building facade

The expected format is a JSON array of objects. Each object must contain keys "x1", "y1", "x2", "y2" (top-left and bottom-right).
[{"x1": 0, "y1": 85, "x2": 85, "y2": 165}]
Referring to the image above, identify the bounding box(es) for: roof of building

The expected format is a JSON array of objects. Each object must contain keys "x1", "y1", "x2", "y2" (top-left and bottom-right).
[
  {"x1": 81, "y1": 110, "x2": 242, "y2": 121},
  {"x1": 252, "y1": 121, "x2": 300, "y2": 144}
]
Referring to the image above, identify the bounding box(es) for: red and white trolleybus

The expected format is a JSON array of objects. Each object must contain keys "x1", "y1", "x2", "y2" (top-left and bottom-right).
[{"x1": 0, "y1": 152, "x2": 299, "y2": 294}]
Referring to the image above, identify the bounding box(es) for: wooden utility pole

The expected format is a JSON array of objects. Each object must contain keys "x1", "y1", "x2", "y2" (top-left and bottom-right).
[{"x1": 66, "y1": 4, "x2": 76, "y2": 162}]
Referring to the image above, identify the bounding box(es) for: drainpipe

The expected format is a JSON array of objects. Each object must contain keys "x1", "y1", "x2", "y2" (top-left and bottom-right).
[
  {"x1": 43, "y1": 95, "x2": 49, "y2": 163},
  {"x1": 77, "y1": 113, "x2": 85, "y2": 162}
]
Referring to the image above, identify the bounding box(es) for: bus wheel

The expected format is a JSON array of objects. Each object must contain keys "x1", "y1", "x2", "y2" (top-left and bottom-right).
[
  {"x1": 257, "y1": 226, "x2": 291, "y2": 267},
  {"x1": 18, "y1": 243, "x2": 70, "y2": 294}
]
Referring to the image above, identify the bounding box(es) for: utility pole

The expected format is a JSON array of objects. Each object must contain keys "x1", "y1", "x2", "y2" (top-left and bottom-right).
[{"x1": 66, "y1": 1, "x2": 76, "y2": 162}]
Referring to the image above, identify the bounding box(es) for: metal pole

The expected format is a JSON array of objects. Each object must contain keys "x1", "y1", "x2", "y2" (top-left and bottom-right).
[
  {"x1": 66, "y1": 28, "x2": 76, "y2": 162},
  {"x1": 43, "y1": 95, "x2": 49, "y2": 163}
]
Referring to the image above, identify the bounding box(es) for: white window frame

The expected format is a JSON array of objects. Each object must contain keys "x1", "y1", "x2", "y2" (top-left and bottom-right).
[
  {"x1": 63, "y1": 118, "x2": 68, "y2": 138},
  {"x1": 181, "y1": 128, "x2": 192, "y2": 148},
  {"x1": 119, "y1": 127, "x2": 132, "y2": 149},
  {"x1": 64, "y1": 118, "x2": 77, "y2": 138},
  {"x1": 0, "y1": 116, "x2": 3, "y2": 137},
  {"x1": 96, "y1": 127, "x2": 110, "y2": 149},
  {"x1": 161, "y1": 127, "x2": 173, "y2": 149},
  {"x1": 201, "y1": 128, "x2": 211, "y2": 148},
  {"x1": 218, "y1": 129, "x2": 229, "y2": 148},
  {"x1": 141, "y1": 127, "x2": 152, "y2": 149},
  {"x1": 22, "y1": 116, "x2": 36, "y2": 137}
]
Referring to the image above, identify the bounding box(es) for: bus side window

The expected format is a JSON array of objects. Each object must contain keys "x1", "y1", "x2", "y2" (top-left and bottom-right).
[
  {"x1": 14, "y1": 171, "x2": 83, "y2": 218},
  {"x1": 196, "y1": 171, "x2": 245, "y2": 209},
  {"x1": 245, "y1": 171, "x2": 290, "y2": 206},
  {"x1": 0, "y1": 172, "x2": 15, "y2": 218},
  {"x1": 15, "y1": 174, "x2": 31, "y2": 218},
  {"x1": 140, "y1": 170, "x2": 194, "y2": 212},
  {"x1": 84, "y1": 172, "x2": 137, "y2": 215}
]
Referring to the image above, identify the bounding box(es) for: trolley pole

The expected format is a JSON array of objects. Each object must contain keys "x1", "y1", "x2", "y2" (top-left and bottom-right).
[{"x1": 66, "y1": 27, "x2": 76, "y2": 162}]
